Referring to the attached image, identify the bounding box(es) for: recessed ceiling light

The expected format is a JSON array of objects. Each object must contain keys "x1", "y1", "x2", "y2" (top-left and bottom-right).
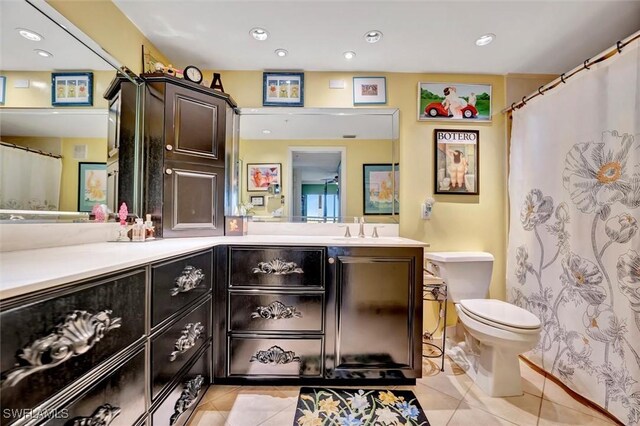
[
  {"x1": 262, "y1": 129, "x2": 271, "y2": 134},
  {"x1": 343, "y1": 51, "x2": 356, "y2": 60},
  {"x1": 17, "y1": 28, "x2": 43, "y2": 41},
  {"x1": 364, "y1": 30, "x2": 383, "y2": 43},
  {"x1": 250, "y1": 27, "x2": 269, "y2": 41},
  {"x1": 475, "y1": 33, "x2": 495, "y2": 46},
  {"x1": 34, "y1": 49, "x2": 53, "y2": 58},
  {"x1": 274, "y1": 48, "x2": 288, "y2": 57}
]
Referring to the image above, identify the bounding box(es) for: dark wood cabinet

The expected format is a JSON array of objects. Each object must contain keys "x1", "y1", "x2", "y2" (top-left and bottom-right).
[
  {"x1": 142, "y1": 74, "x2": 237, "y2": 238},
  {"x1": 325, "y1": 246, "x2": 423, "y2": 380}
]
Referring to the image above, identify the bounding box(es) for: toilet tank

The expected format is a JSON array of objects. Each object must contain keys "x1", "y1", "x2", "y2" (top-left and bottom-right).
[{"x1": 424, "y1": 251, "x2": 494, "y2": 302}]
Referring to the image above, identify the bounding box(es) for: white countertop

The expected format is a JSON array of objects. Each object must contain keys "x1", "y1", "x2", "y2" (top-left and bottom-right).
[{"x1": 0, "y1": 235, "x2": 427, "y2": 300}]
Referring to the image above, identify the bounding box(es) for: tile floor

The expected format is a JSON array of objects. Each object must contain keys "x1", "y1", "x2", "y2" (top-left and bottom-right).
[{"x1": 188, "y1": 357, "x2": 618, "y2": 426}]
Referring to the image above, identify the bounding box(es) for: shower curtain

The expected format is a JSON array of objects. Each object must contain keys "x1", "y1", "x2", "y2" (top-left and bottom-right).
[
  {"x1": 0, "y1": 145, "x2": 62, "y2": 211},
  {"x1": 507, "y1": 37, "x2": 640, "y2": 425}
]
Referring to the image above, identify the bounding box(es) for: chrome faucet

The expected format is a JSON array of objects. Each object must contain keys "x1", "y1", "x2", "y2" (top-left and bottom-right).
[{"x1": 358, "y1": 217, "x2": 365, "y2": 238}]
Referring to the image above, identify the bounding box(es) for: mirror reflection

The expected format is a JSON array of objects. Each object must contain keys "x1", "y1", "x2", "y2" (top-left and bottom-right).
[
  {"x1": 0, "y1": 0, "x2": 129, "y2": 220},
  {"x1": 238, "y1": 108, "x2": 399, "y2": 223}
]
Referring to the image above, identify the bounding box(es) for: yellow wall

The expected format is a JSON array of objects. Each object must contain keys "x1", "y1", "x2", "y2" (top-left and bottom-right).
[
  {"x1": 239, "y1": 138, "x2": 392, "y2": 218},
  {"x1": 0, "y1": 70, "x2": 114, "y2": 108},
  {"x1": 59, "y1": 138, "x2": 107, "y2": 211},
  {"x1": 46, "y1": 0, "x2": 171, "y2": 74}
]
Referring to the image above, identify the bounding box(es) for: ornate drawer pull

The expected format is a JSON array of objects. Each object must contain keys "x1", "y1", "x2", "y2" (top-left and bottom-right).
[
  {"x1": 251, "y1": 301, "x2": 302, "y2": 320},
  {"x1": 170, "y1": 265, "x2": 205, "y2": 296},
  {"x1": 69, "y1": 403, "x2": 121, "y2": 426},
  {"x1": 252, "y1": 258, "x2": 303, "y2": 275},
  {"x1": 250, "y1": 345, "x2": 300, "y2": 365},
  {"x1": 169, "y1": 322, "x2": 204, "y2": 361},
  {"x1": 170, "y1": 375, "x2": 204, "y2": 425},
  {"x1": 2, "y1": 310, "x2": 121, "y2": 387}
]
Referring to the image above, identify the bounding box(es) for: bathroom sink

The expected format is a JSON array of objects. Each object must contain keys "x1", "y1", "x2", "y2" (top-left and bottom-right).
[{"x1": 332, "y1": 237, "x2": 406, "y2": 243}]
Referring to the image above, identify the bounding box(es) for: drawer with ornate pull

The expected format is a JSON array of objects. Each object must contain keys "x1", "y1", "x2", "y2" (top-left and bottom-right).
[
  {"x1": 152, "y1": 347, "x2": 210, "y2": 426},
  {"x1": 228, "y1": 337, "x2": 322, "y2": 377},
  {"x1": 228, "y1": 292, "x2": 323, "y2": 333},
  {"x1": 40, "y1": 348, "x2": 146, "y2": 426},
  {"x1": 0, "y1": 270, "x2": 145, "y2": 424},
  {"x1": 151, "y1": 249, "x2": 212, "y2": 327},
  {"x1": 151, "y1": 297, "x2": 211, "y2": 399},
  {"x1": 228, "y1": 246, "x2": 324, "y2": 288}
]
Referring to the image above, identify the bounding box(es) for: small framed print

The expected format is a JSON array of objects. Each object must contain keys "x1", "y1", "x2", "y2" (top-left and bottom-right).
[
  {"x1": 353, "y1": 77, "x2": 387, "y2": 105},
  {"x1": 0, "y1": 76, "x2": 6, "y2": 105},
  {"x1": 418, "y1": 82, "x2": 491, "y2": 122},
  {"x1": 247, "y1": 163, "x2": 281, "y2": 192},
  {"x1": 78, "y1": 162, "x2": 107, "y2": 212},
  {"x1": 363, "y1": 163, "x2": 399, "y2": 215},
  {"x1": 52, "y1": 72, "x2": 93, "y2": 106},
  {"x1": 434, "y1": 129, "x2": 479, "y2": 195},
  {"x1": 263, "y1": 72, "x2": 304, "y2": 107},
  {"x1": 250, "y1": 195, "x2": 265, "y2": 206}
]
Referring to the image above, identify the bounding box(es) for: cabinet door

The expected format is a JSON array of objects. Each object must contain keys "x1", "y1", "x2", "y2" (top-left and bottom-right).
[
  {"x1": 164, "y1": 83, "x2": 226, "y2": 167},
  {"x1": 326, "y1": 247, "x2": 422, "y2": 379},
  {"x1": 107, "y1": 92, "x2": 121, "y2": 158}
]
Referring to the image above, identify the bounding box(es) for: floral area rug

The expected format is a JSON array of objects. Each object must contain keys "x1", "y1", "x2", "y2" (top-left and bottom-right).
[{"x1": 294, "y1": 387, "x2": 430, "y2": 426}]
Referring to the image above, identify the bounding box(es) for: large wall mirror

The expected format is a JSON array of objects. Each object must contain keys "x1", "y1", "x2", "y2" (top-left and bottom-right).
[
  {"x1": 236, "y1": 108, "x2": 399, "y2": 223},
  {"x1": 0, "y1": 0, "x2": 139, "y2": 221}
]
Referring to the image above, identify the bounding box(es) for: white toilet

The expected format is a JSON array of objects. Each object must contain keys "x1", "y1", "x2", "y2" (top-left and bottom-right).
[{"x1": 424, "y1": 251, "x2": 541, "y2": 397}]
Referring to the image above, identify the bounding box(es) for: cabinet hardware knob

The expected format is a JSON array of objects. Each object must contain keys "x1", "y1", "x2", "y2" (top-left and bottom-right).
[
  {"x1": 169, "y1": 322, "x2": 204, "y2": 361},
  {"x1": 252, "y1": 301, "x2": 302, "y2": 320},
  {"x1": 252, "y1": 258, "x2": 303, "y2": 275},
  {"x1": 170, "y1": 375, "x2": 205, "y2": 425},
  {"x1": 166, "y1": 144, "x2": 173, "y2": 151},
  {"x1": 69, "y1": 403, "x2": 121, "y2": 425},
  {"x1": 250, "y1": 345, "x2": 300, "y2": 364},
  {"x1": 166, "y1": 168, "x2": 173, "y2": 175},
  {"x1": 170, "y1": 266, "x2": 205, "y2": 296},
  {"x1": 3, "y1": 310, "x2": 121, "y2": 387},
  {"x1": 328, "y1": 257, "x2": 335, "y2": 264}
]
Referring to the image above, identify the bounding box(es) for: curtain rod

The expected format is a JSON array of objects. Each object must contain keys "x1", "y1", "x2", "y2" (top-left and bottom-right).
[
  {"x1": 503, "y1": 30, "x2": 640, "y2": 114},
  {"x1": 0, "y1": 142, "x2": 62, "y2": 159}
]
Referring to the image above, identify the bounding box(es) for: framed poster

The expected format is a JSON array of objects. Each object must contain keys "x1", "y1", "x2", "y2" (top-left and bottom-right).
[
  {"x1": 363, "y1": 163, "x2": 399, "y2": 215},
  {"x1": 353, "y1": 77, "x2": 387, "y2": 105},
  {"x1": 263, "y1": 72, "x2": 304, "y2": 107},
  {"x1": 247, "y1": 163, "x2": 281, "y2": 192},
  {"x1": 52, "y1": 72, "x2": 93, "y2": 106},
  {"x1": 434, "y1": 129, "x2": 479, "y2": 195},
  {"x1": 78, "y1": 162, "x2": 107, "y2": 211},
  {"x1": 418, "y1": 82, "x2": 491, "y2": 122}
]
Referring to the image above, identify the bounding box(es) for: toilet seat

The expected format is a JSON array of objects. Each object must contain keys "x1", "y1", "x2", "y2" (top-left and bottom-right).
[{"x1": 459, "y1": 299, "x2": 541, "y2": 333}]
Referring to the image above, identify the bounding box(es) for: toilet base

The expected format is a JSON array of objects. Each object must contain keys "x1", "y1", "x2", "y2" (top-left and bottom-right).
[{"x1": 476, "y1": 343, "x2": 523, "y2": 397}]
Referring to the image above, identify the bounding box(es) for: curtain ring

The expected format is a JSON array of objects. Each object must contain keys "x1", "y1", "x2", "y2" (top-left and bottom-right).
[
  {"x1": 560, "y1": 73, "x2": 567, "y2": 84},
  {"x1": 511, "y1": 102, "x2": 516, "y2": 110},
  {"x1": 617, "y1": 41, "x2": 623, "y2": 53},
  {"x1": 538, "y1": 86, "x2": 545, "y2": 96},
  {"x1": 521, "y1": 96, "x2": 527, "y2": 105},
  {"x1": 583, "y1": 59, "x2": 591, "y2": 70}
]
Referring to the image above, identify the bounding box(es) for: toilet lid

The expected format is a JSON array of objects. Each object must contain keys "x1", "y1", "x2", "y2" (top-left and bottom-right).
[{"x1": 459, "y1": 299, "x2": 541, "y2": 330}]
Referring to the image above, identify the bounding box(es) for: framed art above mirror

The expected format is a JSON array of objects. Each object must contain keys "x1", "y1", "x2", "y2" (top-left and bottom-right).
[
  {"x1": 235, "y1": 107, "x2": 399, "y2": 224},
  {"x1": 0, "y1": 0, "x2": 140, "y2": 222}
]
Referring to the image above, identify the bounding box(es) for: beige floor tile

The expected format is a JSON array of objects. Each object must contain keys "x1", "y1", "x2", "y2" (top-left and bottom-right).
[
  {"x1": 538, "y1": 400, "x2": 617, "y2": 425},
  {"x1": 396, "y1": 384, "x2": 461, "y2": 426},
  {"x1": 542, "y1": 378, "x2": 616, "y2": 423},
  {"x1": 519, "y1": 359, "x2": 545, "y2": 397},
  {"x1": 211, "y1": 387, "x2": 298, "y2": 426},
  {"x1": 416, "y1": 357, "x2": 474, "y2": 400},
  {"x1": 258, "y1": 405, "x2": 297, "y2": 425},
  {"x1": 188, "y1": 401, "x2": 228, "y2": 426},
  {"x1": 448, "y1": 402, "x2": 518, "y2": 425},
  {"x1": 198, "y1": 385, "x2": 241, "y2": 406},
  {"x1": 462, "y1": 383, "x2": 542, "y2": 426}
]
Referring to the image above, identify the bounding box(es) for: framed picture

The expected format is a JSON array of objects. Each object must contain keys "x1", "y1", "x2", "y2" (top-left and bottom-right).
[
  {"x1": 434, "y1": 129, "x2": 479, "y2": 195},
  {"x1": 78, "y1": 162, "x2": 107, "y2": 212},
  {"x1": 52, "y1": 72, "x2": 93, "y2": 106},
  {"x1": 353, "y1": 77, "x2": 387, "y2": 105},
  {"x1": 0, "y1": 76, "x2": 6, "y2": 105},
  {"x1": 250, "y1": 195, "x2": 265, "y2": 206},
  {"x1": 418, "y1": 82, "x2": 491, "y2": 122},
  {"x1": 363, "y1": 163, "x2": 399, "y2": 215},
  {"x1": 263, "y1": 72, "x2": 304, "y2": 107},
  {"x1": 247, "y1": 163, "x2": 281, "y2": 192}
]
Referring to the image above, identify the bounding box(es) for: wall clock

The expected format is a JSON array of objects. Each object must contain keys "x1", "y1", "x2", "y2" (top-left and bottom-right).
[{"x1": 183, "y1": 65, "x2": 203, "y2": 84}]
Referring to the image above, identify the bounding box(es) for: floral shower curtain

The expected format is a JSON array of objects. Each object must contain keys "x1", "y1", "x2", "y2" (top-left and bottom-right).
[{"x1": 507, "y1": 37, "x2": 640, "y2": 425}]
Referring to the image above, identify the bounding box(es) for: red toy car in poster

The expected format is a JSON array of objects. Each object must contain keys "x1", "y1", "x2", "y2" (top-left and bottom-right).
[{"x1": 424, "y1": 102, "x2": 478, "y2": 119}]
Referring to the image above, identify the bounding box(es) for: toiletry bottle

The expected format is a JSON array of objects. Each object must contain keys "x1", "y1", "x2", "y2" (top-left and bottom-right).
[
  {"x1": 117, "y1": 202, "x2": 130, "y2": 241},
  {"x1": 144, "y1": 214, "x2": 155, "y2": 240},
  {"x1": 132, "y1": 218, "x2": 146, "y2": 242}
]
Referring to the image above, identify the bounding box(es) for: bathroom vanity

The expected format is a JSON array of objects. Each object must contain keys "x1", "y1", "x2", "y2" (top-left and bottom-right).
[{"x1": 0, "y1": 237, "x2": 424, "y2": 426}]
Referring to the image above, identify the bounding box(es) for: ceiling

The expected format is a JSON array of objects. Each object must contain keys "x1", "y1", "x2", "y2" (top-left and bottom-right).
[
  {"x1": 293, "y1": 151, "x2": 342, "y2": 183},
  {"x1": 0, "y1": 0, "x2": 113, "y2": 71},
  {"x1": 0, "y1": 109, "x2": 108, "y2": 138},
  {"x1": 113, "y1": 0, "x2": 640, "y2": 74}
]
